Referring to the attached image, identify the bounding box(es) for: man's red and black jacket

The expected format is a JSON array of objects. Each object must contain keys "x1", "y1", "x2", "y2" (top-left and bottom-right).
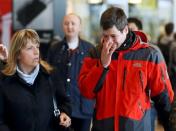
[{"x1": 78, "y1": 31, "x2": 174, "y2": 131}]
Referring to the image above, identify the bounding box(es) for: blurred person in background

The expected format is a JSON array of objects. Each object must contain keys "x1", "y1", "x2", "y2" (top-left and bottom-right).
[
  {"x1": 168, "y1": 32, "x2": 176, "y2": 93},
  {"x1": 128, "y1": 17, "x2": 143, "y2": 31},
  {"x1": 47, "y1": 13, "x2": 95, "y2": 131},
  {"x1": 158, "y1": 22, "x2": 174, "y2": 66},
  {"x1": 0, "y1": 29, "x2": 71, "y2": 131},
  {"x1": 128, "y1": 17, "x2": 153, "y2": 42},
  {"x1": 168, "y1": 33, "x2": 176, "y2": 131}
]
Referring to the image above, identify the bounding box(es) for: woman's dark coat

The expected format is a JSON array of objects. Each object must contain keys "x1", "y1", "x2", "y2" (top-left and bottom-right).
[{"x1": 0, "y1": 66, "x2": 71, "y2": 131}]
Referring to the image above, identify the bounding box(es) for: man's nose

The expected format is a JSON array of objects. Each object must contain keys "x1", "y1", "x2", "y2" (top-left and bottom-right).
[
  {"x1": 67, "y1": 23, "x2": 72, "y2": 28},
  {"x1": 106, "y1": 36, "x2": 113, "y2": 43}
]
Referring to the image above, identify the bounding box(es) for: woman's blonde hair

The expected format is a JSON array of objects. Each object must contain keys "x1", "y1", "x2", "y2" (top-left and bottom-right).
[{"x1": 2, "y1": 29, "x2": 53, "y2": 75}]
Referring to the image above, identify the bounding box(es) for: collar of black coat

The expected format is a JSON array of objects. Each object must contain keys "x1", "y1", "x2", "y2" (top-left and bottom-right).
[
  {"x1": 117, "y1": 30, "x2": 136, "y2": 51},
  {"x1": 1, "y1": 65, "x2": 50, "y2": 81},
  {"x1": 0, "y1": 65, "x2": 51, "y2": 89}
]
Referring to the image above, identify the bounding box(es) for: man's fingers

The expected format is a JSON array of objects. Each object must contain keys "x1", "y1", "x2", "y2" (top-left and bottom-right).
[
  {"x1": 109, "y1": 43, "x2": 117, "y2": 55},
  {"x1": 102, "y1": 42, "x2": 115, "y2": 54}
]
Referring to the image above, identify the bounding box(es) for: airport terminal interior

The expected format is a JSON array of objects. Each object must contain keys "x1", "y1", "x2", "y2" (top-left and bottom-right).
[{"x1": 1, "y1": 0, "x2": 176, "y2": 131}]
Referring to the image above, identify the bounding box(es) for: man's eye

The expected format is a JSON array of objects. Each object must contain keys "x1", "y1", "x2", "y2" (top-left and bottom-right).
[
  {"x1": 111, "y1": 35, "x2": 116, "y2": 38},
  {"x1": 64, "y1": 22, "x2": 69, "y2": 26},
  {"x1": 103, "y1": 35, "x2": 108, "y2": 39}
]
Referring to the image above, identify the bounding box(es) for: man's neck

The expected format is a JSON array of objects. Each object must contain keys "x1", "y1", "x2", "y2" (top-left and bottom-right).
[
  {"x1": 67, "y1": 37, "x2": 79, "y2": 50},
  {"x1": 66, "y1": 37, "x2": 79, "y2": 43}
]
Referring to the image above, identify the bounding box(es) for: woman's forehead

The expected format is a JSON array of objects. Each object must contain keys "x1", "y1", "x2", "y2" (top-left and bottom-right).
[{"x1": 24, "y1": 39, "x2": 39, "y2": 46}]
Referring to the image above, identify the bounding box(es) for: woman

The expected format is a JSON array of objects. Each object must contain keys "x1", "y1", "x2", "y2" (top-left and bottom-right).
[{"x1": 0, "y1": 29, "x2": 71, "y2": 131}]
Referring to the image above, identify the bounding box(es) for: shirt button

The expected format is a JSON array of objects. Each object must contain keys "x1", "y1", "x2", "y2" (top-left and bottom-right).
[
  {"x1": 67, "y1": 78, "x2": 71, "y2": 82},
  {"x1": 67, "y1": 62, "x2": 71, "y2": 66}
]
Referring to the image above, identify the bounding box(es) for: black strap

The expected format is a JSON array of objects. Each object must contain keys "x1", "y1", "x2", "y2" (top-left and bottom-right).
[
  {"x1": 93, "y1": 67, "x2": 109, "y2": 93},
  {"x1": 49, "y1": 77, "x2": 60, "y2": 117}
]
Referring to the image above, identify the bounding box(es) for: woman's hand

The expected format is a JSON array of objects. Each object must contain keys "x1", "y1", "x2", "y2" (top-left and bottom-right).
[{"x1": 59, "y1": 112, "x2": 71, "y2": 128}]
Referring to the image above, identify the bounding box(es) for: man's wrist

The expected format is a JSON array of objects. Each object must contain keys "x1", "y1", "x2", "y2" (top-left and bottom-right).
[{"x1": 100, "y1": 59, "x2": 108, "y2": 68}]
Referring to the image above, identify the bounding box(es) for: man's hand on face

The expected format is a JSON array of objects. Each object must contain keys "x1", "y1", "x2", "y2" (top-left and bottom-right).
[{"x1": 100, "y1": 38, "x2": 117, "y2": 68}]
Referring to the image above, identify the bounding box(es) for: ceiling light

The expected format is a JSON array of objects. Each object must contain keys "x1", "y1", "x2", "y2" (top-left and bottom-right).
[
  {"x1": 88, "y1": 0, "x2": 103, "y2": 4},
  {"x1": 128, "y1": 0, "x2": 142, "y2": 4}
]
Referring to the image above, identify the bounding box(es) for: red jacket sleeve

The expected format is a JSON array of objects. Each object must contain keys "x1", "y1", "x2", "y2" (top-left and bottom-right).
[
  {"x1": 149, "y1": 57, "x2": 174, "y2": 103},
  {"x1": 78, "y1": 57, "x2": 104, "y2": 99}
]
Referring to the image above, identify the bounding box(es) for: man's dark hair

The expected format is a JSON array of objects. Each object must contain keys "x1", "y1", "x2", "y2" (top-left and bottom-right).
[
  {"x1": 100, "y1": 7, "x2": 127, "y2": 32},
  {"x1": 165, "y1": 22, "x2": 174, "y2": 36},
  {"x1": 127, "y1": 17, "x2": 143, "y2": 30},
  {"x1": 173, "y1": 32, "x2": 176, "y2": 40}
]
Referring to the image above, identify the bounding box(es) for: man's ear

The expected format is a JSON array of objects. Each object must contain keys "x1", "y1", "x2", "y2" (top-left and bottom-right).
[{"x1": 123, "y1": 25, "x2": 129, "y2": 34}]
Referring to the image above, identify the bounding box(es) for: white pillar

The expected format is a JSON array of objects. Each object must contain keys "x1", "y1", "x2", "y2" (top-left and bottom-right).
[
  {"x1": 173, "y1": 0, "x2": 176, "y2": 31},
  {"x1": 105, "y1": 0, "x2": 129, "y2": 16}
]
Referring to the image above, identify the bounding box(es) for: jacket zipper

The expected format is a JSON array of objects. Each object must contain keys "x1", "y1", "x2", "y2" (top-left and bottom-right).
[
  {"x1": 139, "y1": 70, "x2": 144, "y2": 92},
  {"x1": 160, "y1": 67, "x2": 167, "y2": 88},
  {"x1": 138, "y1": 101, "x2": 144, "y2": 114},
  {"x1": 122, "y1": 67, "x2": 127, "y2": 90}
]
